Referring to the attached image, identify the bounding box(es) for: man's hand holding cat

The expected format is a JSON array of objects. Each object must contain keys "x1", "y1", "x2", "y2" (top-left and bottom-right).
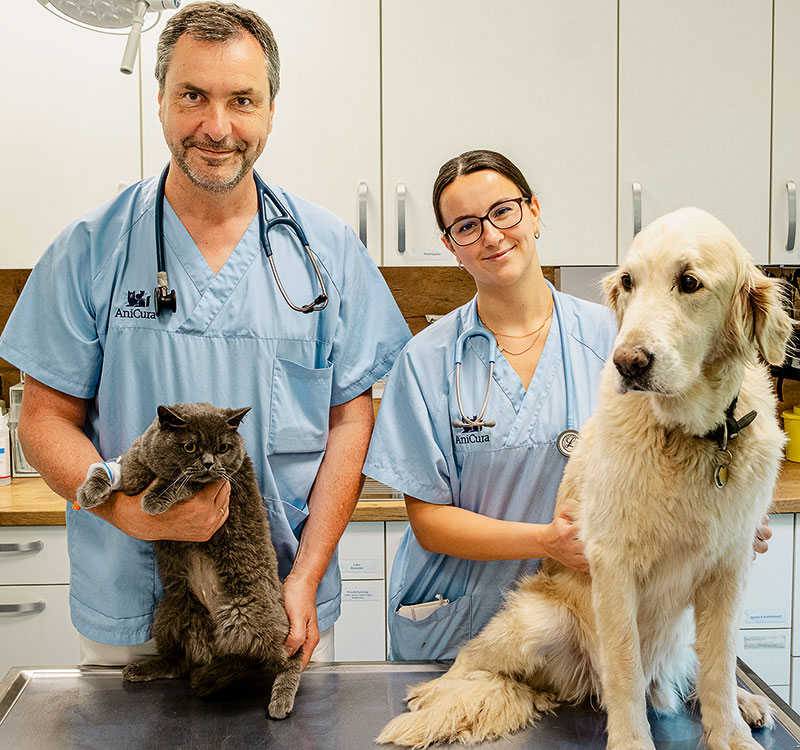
[
  {"x1": 89, "y1": 479, "x2": 231, "y2": 541},
  {"x1": 283, "y1": 573, "x2": 319, "y2": 669}
]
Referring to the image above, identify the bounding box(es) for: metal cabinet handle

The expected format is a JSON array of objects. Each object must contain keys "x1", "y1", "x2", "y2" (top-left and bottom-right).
[
  {"x1": 0, "y1": 540, "x2": 44, "y2": 553},
  {"x1": 0, "y1": 602, "x2": 46, "y2": 614},
  {"x1": 397, "y1": 182, "x2": 407, "y2": 254},
  {"x1": 358, "y1": 182, "x2": 368, "y2": 247},
  {"x1": 633, "y1": 182, "x2": 642, "y2": 236},
  {"x1": 787, "y1": 181, "x2": 796, "y2": 253}
]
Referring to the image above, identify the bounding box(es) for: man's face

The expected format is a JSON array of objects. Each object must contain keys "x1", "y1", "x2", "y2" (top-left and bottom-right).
[{"x1": 158, "y1": 32, "x2": 274, "y2": 194}]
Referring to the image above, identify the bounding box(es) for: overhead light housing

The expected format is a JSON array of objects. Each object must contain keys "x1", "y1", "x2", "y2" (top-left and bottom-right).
[{"x1": 37, "y1": 0, "x2": 180, "y2": 74}]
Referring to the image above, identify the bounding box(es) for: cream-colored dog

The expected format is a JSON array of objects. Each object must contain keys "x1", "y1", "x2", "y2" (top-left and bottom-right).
[{"x1": 377, "y1": 208, "x2": 793, "y2": 750}]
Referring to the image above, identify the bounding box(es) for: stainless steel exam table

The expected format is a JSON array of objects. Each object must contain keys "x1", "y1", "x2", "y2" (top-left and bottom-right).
[{"x1": 0, "y1": 661, "x2": 798, "y2": 749}]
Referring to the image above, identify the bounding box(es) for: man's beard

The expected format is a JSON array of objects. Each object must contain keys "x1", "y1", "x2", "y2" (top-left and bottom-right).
[{"x1": 172, "y1": 137, "x2": 259, "y2": 194}]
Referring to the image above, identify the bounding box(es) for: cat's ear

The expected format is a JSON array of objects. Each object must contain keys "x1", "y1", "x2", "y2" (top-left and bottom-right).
[
  {"x1": 226, "y1": 407, "x2": 251, "y2": 429},
  {"x1": 157, "y1": 405, "x2": 187, "y2": 429}
]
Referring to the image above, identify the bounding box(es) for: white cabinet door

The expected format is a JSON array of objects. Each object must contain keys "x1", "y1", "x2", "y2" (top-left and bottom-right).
[
  {"x1": 792, "y1": 656, "x2": 799, "y2": 711},
  {"x1": 0, "y1": 585, "x2": 79, "y2": 676},
  {"x1": 382, "y1": 0, "x2": 617, "y2": 267},
  {"x1": 139, "y1": 0, "x2": 382, "y2": 263},
  {"x1": 770, "y1": 0, "x2": 800, "y2": 263},
  {"x1": 335, "y1": 580, "x2": 386, "y2": 661},
  {"x1": 794, "y1": 515, "x2": 800, "y2": 657},
  {"x1": 618, "y1": 1, "x2": 772, "y2": 262},
  {"x1": 739, "y1": 514, "x2": 794, "y2": 630},
  {"x1": 1, "y1": 2, "x2": 140, "y2": 269},
  {"x1": 338, "y1": 522, "x2": 385, "y2": 580}
]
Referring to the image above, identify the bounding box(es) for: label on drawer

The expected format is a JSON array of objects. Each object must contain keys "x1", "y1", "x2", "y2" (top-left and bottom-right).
[
  {"x1": 342, "y1": 586, "x2": 380, "y2": 602},
  {"x1": 411, "y1": 247, "x2": 449, "y2": 262},
  {"x1": 742, "y1": 634, "x2": 787, "y2": 650},
  {"x1": 340, "y1": 559, "x2": 379, "y2": 575},
  {"x1": 744, "y1": 609, "x2": 786, "y2": 626}
]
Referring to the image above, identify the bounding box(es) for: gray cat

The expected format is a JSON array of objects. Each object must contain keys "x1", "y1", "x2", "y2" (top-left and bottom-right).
[{"x1": 76, "y1": 402, "x2": 302, "y2": 719}]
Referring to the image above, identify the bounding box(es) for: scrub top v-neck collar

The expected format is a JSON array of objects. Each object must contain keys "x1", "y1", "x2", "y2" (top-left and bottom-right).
[
  {"x1": 161, "y1": 198, "x2": 262, "y2": 335},
  {"x1": 457, "y1": 289, "x2": 568, "y2": 447}
]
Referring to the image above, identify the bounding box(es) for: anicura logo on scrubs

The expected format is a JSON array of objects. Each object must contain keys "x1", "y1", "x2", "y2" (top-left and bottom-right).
[
  {"x1": 114, "y1": 290, "x2": 157, "y2": 319},
  {"x1": 454, "y1": 422, "x2": 490, "y2": 445}
]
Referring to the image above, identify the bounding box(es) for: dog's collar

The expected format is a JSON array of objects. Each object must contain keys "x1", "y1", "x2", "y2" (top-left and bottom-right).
[
  {"x1": 697, "y1": 396, "x2": 757, "y2": 489},
  {"x1": 699, "y1": 396, "x2": 757, "y2": 444}
]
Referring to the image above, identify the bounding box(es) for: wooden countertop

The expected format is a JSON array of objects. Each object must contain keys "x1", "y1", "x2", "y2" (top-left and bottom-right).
[
  {"x1": 3, "y1": 465, "x2": 800, "y2": 527},
  {"x1": 0, "y1": 477, "x2": 408, "y2": 526}
]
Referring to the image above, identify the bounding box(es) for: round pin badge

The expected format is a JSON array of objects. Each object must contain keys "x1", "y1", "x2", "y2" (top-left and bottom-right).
[{"x1": 556, "y1": 429, "x2": 580, "y2": 457}]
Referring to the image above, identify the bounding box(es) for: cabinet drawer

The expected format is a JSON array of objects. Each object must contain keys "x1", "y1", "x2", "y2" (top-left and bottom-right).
[
  {"x1": 0, "y1": 527, "x2": 69, "y2": 585},
  {"x1": 736, "y1": 628, "x2": 791, "y2": 686},
  {"x1": 338, "y1": 522, "x2": 384, "y2": 579},
  {"x1": 0, "y1": 584, "x2": 80, "y2": 677},
  {"x1": 739, "y1": 514, "x2": 793, "y2": 629}
]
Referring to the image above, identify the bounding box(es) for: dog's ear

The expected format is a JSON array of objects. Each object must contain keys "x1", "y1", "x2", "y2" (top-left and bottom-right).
[
  {"x1": 728, "y1": 269, "x2": 794, "y2": 366},
  {"x1": 602, "y1": 270, "x2": 623, "y2": 324}
]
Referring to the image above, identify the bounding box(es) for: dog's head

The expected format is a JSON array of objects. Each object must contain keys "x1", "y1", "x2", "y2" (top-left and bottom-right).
[{"x1": 603, "y1": 207, "x2": 792, "y2": 399}]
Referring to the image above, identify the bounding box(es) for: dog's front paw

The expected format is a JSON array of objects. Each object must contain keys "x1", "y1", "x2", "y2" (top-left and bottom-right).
[
  {"x1": 75, "y1": 471, "x2": 113, "y2": 509},
  {"x1": 737, "y1": 688, "x2": 774, "y2": 730}
]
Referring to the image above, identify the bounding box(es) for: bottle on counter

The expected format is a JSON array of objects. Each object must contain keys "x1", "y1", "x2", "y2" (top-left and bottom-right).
[{"x1": 0, "y1": 412, "x2": 10, "y2": 486}]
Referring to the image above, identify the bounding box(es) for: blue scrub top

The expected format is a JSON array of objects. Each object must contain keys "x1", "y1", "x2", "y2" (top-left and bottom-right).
[
  {"x1": 0, "y1": 175, "x2": 410, "y2": 646},
  {"x1": 363, "y1": 291, "x2": 616, "y2": 660}
]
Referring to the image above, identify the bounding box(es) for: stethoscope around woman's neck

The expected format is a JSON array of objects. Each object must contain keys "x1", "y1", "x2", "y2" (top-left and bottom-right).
[
  {"x1": 452, "y1": 282, "x2": 581, "y2": 457},
  {"x1": 153, "y1": 163, "x2": 329, "y2": 316}
]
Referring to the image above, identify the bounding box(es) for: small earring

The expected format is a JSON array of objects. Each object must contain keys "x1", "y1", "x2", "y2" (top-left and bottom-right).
[{"x1": 534, "y1": 231, "x2": 540, "y2": 239}]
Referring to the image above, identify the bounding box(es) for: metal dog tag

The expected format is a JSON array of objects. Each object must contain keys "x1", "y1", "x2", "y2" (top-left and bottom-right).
[{"x1": 713, "y1": 449, "x2": 732, "y2": 489}]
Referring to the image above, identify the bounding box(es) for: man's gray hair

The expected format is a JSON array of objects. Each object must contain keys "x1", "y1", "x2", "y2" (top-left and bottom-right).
[{"x1": 155, "y1": 1, "x2": 280, "y2": 103}]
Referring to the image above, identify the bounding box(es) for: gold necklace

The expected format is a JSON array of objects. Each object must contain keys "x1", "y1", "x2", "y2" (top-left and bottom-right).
[{"x1": 478, "y1": 300, "x2": 554, "y2": 356}]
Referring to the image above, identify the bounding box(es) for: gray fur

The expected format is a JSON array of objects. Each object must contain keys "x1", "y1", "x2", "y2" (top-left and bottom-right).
[{"x1": 76, "y1": 401, "x2": 301, "y2": 719}]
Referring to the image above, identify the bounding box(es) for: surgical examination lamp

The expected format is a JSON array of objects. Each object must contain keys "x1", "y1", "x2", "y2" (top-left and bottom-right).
[{"x1": 36, "y1": 0, "x2": 180, "y2": 74}]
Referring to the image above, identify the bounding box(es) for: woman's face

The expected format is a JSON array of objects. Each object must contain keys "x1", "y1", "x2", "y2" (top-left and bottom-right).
[{"x1": 439, "y1": 170, "x2": 541, "y2": 288}]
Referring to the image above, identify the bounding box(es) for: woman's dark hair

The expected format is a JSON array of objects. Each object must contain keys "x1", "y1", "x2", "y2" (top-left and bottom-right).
[{"x1": 432, "y1": 150, "x2": 534, "y2": 233}]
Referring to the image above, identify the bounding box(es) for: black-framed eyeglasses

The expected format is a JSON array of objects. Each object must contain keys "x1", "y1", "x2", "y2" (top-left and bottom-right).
[{"x1": 444, "y1": 197, "x2": 531, "y2": 247}]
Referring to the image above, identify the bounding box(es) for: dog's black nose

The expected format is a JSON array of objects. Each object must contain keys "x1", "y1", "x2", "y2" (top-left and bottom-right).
[{"x1": 613, "y1": 344, "x2": 653, "y2": 379}]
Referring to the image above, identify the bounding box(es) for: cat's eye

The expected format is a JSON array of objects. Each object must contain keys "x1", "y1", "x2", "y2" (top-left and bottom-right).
[
  {"x1": 183, "y1": 442, "x2": 197, "y2": 454},
  {"x1": 218, "y1": 443, "x2": 230, "y2": 454}
]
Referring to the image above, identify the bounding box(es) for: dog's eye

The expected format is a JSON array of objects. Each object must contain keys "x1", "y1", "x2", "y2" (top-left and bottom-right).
[
  {"x1": 679, "y1": 275, "x2": 702, "y2": 293},
  {"x1": 620, "y1": 273, "x2": 633, "y2": 291}
]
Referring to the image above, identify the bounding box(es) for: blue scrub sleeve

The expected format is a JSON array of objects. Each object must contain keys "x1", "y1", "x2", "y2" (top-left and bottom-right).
[
  {"x1": 326, "y1": 226, "x2": 410, "y2": 406},
  {"x1": 364, "y1": 345, "x2": 454, "y2": 505},
  {"x1": 0, "y1": 221, "x2": 102, "y2": 398}
]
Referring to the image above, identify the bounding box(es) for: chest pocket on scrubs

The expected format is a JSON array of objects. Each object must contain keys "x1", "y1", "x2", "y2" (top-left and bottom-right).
[{"x1": 269, "y1": 358, "x2": 333, "y2": 453}]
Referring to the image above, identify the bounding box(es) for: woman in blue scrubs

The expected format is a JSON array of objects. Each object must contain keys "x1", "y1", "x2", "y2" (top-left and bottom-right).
[{"x1": 363, "y1": 150, "x2": 618, "y2": 660}]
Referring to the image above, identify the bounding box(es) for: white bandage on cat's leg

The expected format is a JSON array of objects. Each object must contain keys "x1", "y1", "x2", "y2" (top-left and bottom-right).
[
  {"x1": 73, "y1": 457, "x2": 123, "y2": 510},
  {"x1": 85, "y1": 458, "x2": 123, "y2": 490}
]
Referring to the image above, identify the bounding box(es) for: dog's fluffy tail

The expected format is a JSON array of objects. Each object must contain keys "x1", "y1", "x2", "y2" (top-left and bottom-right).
[{"x1": 376, "y1": 670, "x2": 556, "y2": 748}]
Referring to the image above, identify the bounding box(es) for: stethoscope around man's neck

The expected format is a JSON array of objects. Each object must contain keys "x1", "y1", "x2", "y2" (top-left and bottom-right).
[
  {"x1": 153, "y1": 163, "x2": 329, "y2": 316},
  {"x1": 452, "y1": 282, "x2": 581, "y2": 457}
]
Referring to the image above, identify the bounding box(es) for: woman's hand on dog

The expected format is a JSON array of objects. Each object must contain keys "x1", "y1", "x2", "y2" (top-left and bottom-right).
[
  {"x1": 545, "y1": 502, "x2": 590, "y2": 572},
  {"x1": 753, "y1": 514, "x2": 772, "y2": 556}
]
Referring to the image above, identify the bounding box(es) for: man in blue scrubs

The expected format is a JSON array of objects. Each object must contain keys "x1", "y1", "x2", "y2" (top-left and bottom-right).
[{"x1": 0, "y1": 2, "x2": 409, "y2": 666}]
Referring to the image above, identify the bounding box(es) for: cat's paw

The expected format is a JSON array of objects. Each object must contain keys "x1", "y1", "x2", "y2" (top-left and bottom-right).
[
  {"x1": 122, "y1": 657, "x2": 181, "y2": 682},
  {"x1": 268, "y1": 691, "x2": 295, "y2": 720},
  {"x1": 141, "y1": 490, "x2": 175, "y2": 515},
  {"x1": 75, "y1": 470, "x2": 113, "y2": 509}
]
